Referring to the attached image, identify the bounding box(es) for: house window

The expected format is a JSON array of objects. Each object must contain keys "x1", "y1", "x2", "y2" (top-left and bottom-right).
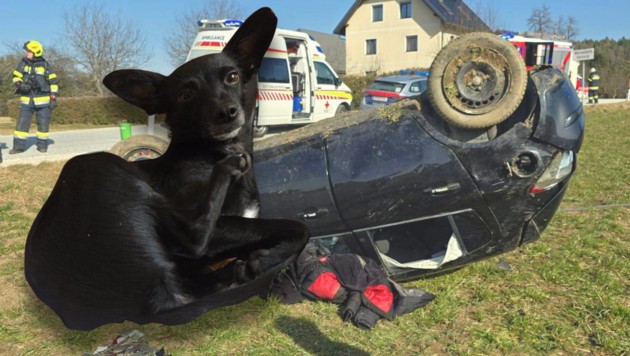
[
  {"x1": 400, "y1": 2, "x2": 412, "y2": 18},
  {"x1": 366, "y1": 39, "x2": 377, "y2": 55},
  {"x1": 406, "y1": 35, "x2": 418, "y2": 52},
  {"x1": 372, "y1": 4, "x2": 383, "y2": 22}
]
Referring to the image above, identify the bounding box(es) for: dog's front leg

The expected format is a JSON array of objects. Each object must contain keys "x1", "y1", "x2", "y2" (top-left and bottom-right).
[
  {"x1": 205, "y1": 216, "x2": 310, "y2": 282},
  {"x1": 161, "y1": 151, "x2": 251, "y2": 258}
]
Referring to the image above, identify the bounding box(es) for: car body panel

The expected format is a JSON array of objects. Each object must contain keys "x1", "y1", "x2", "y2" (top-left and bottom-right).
[
  {"x1": 530, "y1": 69, "x2": 585, "y2": 152},
  {"x1": 253, "y1": 67, "x2": 583, "y2": 281},
  {"x1": 255, "y1": 135, "x2": 347, "y2": 236}
]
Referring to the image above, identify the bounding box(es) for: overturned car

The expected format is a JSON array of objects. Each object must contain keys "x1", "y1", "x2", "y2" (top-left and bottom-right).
[
  {"x1": 109, "y1": 33, "x2": 585, "y2": 282},
  {"x1": 253, "y1": 33, "x2": 584, "y2": 281}
]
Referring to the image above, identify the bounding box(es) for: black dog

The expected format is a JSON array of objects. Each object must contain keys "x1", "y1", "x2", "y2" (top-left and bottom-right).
[{"x1": 23, "y1": 8, "x2": 309, "y2": 331}]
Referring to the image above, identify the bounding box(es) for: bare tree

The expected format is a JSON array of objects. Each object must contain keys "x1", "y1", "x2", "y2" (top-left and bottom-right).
[
  {"x1": 63, "y1": 3, "x2": 149, "y2": 96},
  {"x1": 562, "y1": 16, "x2": 580, "y2": 41},
  {"x1": 554, "y1": 16, "x2": 565, "y2": 37},
  {"x1": 527, "y1": 4, "x2": 553, "y2": 35},
  {"x1": 468, "y1": 0, "x2": 503, "y2": 32},
  {"x1": 164, "y1": 0, "x2": 244, "y2": 67}
]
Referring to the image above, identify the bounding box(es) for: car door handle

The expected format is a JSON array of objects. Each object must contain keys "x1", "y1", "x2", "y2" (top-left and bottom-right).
[
  {"x1": 299, "y1": 207, "x2": 329, "y2": 220},
  {"x1": 424, "y1": 183, "x2": 461, "y2": 195}
]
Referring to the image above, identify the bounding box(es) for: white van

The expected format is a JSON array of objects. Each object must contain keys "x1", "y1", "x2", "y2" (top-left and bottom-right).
[{"x1": 187, "y1": 19, "x2": 353, "y2": 137}]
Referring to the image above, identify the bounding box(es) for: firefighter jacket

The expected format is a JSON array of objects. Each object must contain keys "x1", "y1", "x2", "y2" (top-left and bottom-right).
[
  {"x1": 12, "y1": 57, "x2": 59, "y2": 107},
  {"x1": 588, "y1": 71, "x2": 600, "y2": 90}
]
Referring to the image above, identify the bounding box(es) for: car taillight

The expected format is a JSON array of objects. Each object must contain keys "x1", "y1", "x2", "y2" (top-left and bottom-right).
[
  {"x1": 530, "y1": 150, "x2": 574, "y2": 194},
  {"x1": 363, "y1": 90, "x2": 404, "y2": 105}
]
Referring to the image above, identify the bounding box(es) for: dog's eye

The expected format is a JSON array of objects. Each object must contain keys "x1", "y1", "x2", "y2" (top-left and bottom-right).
[
  {"x1": 177, "y1": 88, "x2": 196, "y2": 103},
  {"x1": 226, "y1": 71, "x2": 240, "y2": 85}
]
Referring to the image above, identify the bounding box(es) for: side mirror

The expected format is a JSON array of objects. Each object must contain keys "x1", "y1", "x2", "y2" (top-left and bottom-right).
[{"x1": 334, "y1": 77, "x2": 342, "y2": 87}]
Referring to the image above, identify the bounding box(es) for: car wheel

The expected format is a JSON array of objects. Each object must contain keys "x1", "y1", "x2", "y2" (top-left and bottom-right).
[
  {"x1": 335, "y1": 104, "x2": 349, "y2": 115},
  {"x1": 427, "y1": 32, "x2": 527, "y2": 129},
  {"x1": 253, "y1": 125, "x2": 268, "y2": 138},
  {"x1": 109, "y1": 135, "x2": 169, "y2": 161}
]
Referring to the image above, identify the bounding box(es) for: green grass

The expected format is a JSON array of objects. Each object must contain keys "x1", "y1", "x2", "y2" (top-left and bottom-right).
[{"x1": 0, "y1": 103, "x2": 628, "y2": 354}]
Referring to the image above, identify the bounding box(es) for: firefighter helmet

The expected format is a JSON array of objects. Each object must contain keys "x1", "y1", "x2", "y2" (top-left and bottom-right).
[
  {"x1": 23, "y1": 40, "x2": 44, "y2": 57},
  {"x1": 590, "y1": 67, "x2": 597, "y2": 73}
]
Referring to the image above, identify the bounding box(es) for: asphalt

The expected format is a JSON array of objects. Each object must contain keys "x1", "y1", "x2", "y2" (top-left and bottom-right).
[{"x1": 0, "y1": 123, "x2": 170, "y2": 167}]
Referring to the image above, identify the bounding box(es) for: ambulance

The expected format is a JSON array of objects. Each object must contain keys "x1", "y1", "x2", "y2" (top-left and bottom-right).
[
  {"x1": 187, "y1": 19, "x2": 353, "y2": 137},
  {"x1": 501, "y1": 33, "x2": 579, "y2": 88}
]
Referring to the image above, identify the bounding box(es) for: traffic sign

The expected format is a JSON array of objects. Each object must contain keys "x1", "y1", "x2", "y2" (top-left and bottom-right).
[{"x1": 574, "y1": 48, "x2": 595, "y2": 61}]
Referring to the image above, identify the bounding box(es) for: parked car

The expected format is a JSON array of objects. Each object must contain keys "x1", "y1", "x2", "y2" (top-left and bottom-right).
[
  {"x1": 253, "y1": 33, "x2": 584, "y2": 282},
  {"x1": 360, "y1": 74, "x2": 428, "y2": 110}
]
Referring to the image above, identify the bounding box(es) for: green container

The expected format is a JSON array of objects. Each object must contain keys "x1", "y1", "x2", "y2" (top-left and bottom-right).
[{"x1": 119, "y1": 121, "x2": 132, "y2": 140}]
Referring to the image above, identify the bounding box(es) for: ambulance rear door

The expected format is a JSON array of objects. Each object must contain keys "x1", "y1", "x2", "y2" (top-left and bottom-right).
[{"x1": 256, "y1": 35, "x2": 294, "y2": 126}]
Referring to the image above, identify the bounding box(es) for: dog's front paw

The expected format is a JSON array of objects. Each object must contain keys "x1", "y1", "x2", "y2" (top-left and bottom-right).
[
  {"x1": 233, "y1": 259, "x2": 253, "y2": 283},
  {"x1": 233, "y1": 249, "x2": 272, "y2": 283},
  {"x1": 218, "y1": 150, "x2": 251, "y2": 179}
]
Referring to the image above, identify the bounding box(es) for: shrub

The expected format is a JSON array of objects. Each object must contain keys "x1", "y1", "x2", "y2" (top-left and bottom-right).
[{"x1": 5, "y1": 96, "x2": 163, "y2": 125}]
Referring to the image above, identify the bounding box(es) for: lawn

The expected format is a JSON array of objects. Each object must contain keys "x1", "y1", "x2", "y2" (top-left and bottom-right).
[{"x1": 0, "y1": 103, "x2": 628, "y2": 355}]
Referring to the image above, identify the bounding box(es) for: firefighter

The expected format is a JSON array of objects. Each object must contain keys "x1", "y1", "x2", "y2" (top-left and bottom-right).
[
  {"x1": 587, "y1": 67, "x2": 600, "y2": 104},
  {"x1": 10, "y1": 40, "x2": 59, "y2": 154}
]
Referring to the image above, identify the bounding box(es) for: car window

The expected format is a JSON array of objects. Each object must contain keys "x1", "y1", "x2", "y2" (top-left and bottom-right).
[
  {"x1": 369, "y1": 81, "x2": 406, "y2": 93},
  {"x1": 258, "y1": 57, "x2": 290, "y2": 83},
  {"x1": 314, "y1": 61, "x2": 336, "y2": 85},
  {"x1": 409, "y1": 80, "x2": 427, "y2": 93}
]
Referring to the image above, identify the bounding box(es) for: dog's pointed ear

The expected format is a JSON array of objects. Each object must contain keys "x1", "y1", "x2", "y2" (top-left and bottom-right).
[
  {"x1": 222, "y1": 7, "x2": 277, "y2": 81},
  {"x1": 103, "y1": 69, "x2": 166, "y2": 115}
]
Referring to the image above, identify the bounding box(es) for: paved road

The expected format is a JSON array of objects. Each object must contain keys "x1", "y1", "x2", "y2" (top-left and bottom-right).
[
  {"x1": 0, "y1": 122, "x2": 289, "y2": 167},
  {"x1": 0, "y1": 124, "x2": 170, "y2": 167}
]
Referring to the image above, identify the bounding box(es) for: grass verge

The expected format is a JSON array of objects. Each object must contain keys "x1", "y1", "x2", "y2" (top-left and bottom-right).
[{"x1": 0, "y1": 103, "x2": 628, "y2": 354}]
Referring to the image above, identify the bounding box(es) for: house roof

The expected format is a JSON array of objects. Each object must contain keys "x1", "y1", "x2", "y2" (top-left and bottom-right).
[{"x1": 333, "y1": 0, "x2": 490, "y2": 35}]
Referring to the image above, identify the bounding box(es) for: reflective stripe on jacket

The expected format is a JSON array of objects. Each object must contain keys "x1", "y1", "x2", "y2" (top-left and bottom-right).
[
  {"x1": 13, "y1": 57, "x2": 59, "y2": 106},
  {"x1": 588, "y1": 72, "x2": 600, "y2": 90}
]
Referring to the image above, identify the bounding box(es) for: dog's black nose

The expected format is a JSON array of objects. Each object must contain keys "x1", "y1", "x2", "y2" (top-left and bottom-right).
[
  {"x1": 227, "y1": 105, "x2": 239, "y2": 120},
  {"x1": 223, "y1": 104, "x2": 239, "y2": 121}
]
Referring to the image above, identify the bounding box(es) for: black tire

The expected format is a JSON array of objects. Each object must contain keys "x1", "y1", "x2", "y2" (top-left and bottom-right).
[
  {"x1": 109, "y1": 135, "x2": 169, "y2": 161},
  {"x1": 335, "y1": 104, "x2": 349, "y2": 115},
  {"x1": 253, "y1": 125, "x2": 268, "y2": 138},
  {"x1": 427, "y1": 32, "x2": 527, "y2": 129}
]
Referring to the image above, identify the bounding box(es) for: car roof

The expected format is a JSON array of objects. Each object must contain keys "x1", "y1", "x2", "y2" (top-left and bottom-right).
[{"x1": 373, "y1": 75, "x2": 427, "y2": 83}]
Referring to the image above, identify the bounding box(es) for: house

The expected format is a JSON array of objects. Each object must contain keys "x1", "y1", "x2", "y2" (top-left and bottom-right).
[
  {"x1": 297, "y1": 29, "x2": 347, "y2": 74},
  {"x1": 334, "y1": 0, "x2": 490, "y2": 75}
]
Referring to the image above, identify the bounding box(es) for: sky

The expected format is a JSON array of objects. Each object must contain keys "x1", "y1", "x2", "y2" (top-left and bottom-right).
[{"x1": 1, "y1": 0, "x2": 628, "y2": 75}]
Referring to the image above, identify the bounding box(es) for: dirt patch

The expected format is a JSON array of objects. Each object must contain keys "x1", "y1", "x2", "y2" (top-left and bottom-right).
[{"x1": 255, "y1": 101, "x2": 420, "y2": 151}]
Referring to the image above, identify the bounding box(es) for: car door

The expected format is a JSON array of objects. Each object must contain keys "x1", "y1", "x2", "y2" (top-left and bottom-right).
[
  {"x1": 324, "y1": 114, "x2": 497, "y2": 275},
  {"x1": 254, "y1": 134, "x2": 347, "y2": 236},
  {"x1": 313, "y1": 61, "x2": 343, "y2": 120}
]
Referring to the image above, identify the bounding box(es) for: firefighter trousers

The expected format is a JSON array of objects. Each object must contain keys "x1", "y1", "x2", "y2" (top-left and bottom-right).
[
  {"x1": 13, "y1": 100, "x2": 51, "y2": 151},
  {"x1": 588, "y1": 89, "x2": 599, "y2": 104}
]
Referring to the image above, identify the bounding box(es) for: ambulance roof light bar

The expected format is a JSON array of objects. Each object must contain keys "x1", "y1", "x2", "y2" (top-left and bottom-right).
[{"x1": 196, "y1": 19, "x2": 243, "y2": 29}]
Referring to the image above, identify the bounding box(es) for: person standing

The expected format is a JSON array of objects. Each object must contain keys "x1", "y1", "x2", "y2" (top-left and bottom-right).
[
  {"x1": 587, "y1": 67, "x2": 600, "y2": 104},
  {"x1": 10, "y1": 40, "x2": 59, "y2": 154}
]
